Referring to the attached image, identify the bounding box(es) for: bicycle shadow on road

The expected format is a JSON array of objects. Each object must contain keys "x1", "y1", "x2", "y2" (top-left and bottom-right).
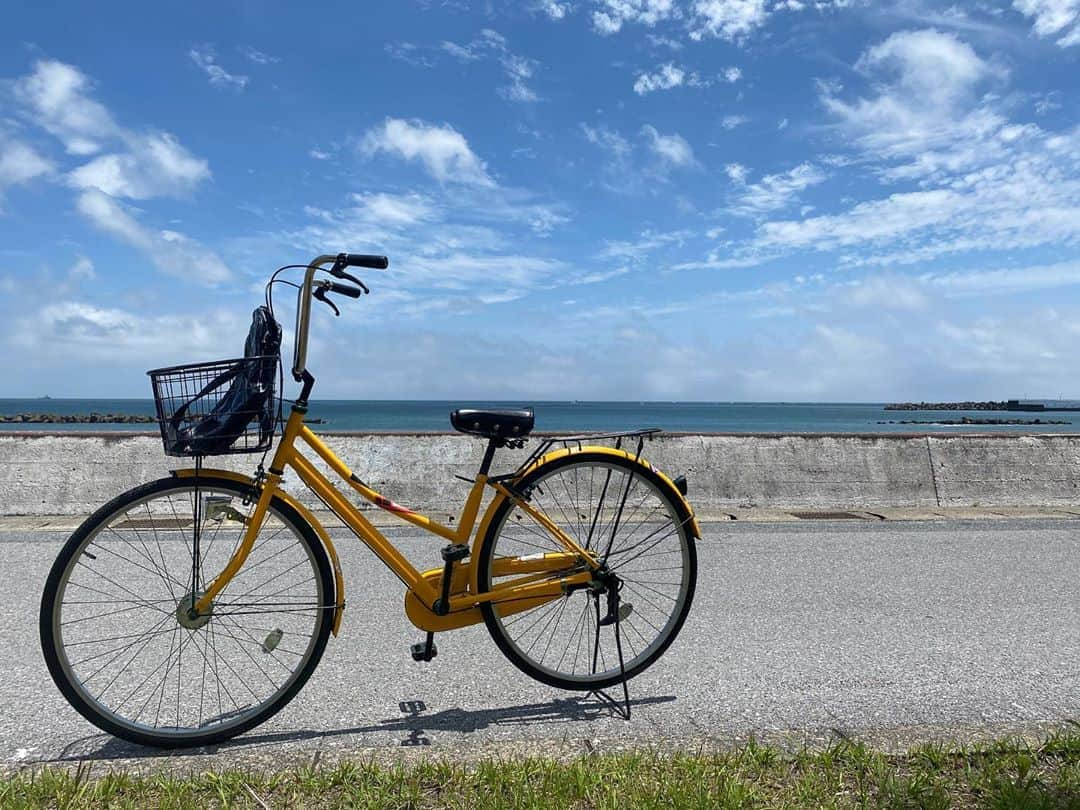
[{"x1": 51, "y1": 693, "x2": 677, "y2": 762}]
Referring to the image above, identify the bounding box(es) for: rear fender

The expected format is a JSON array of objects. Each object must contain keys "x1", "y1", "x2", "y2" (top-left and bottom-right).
[{"x1": 171, "y1": 468, "x2": 345, "y2": 636}]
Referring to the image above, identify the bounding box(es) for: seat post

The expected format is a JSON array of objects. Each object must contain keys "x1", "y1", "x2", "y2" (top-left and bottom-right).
[{"x1": 478, "y1": 437, "x2": 500, "y2": 477}]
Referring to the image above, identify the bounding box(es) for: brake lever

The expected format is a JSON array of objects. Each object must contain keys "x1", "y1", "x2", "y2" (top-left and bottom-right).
[
  {"x1": 313, "y1": 286, "x2": 340, "y2": 316},
  {"x1": 329, "y1": 267, "x2": 370, "y2": 294}
]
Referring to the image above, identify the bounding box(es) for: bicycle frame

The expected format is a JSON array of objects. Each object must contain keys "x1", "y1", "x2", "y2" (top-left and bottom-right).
[
  {"x1": 190, "y1": 404, "x2": 597, "y2": 629},
  {"x1": 184, "y1": 252, "x2": 697, "y2": 637}
]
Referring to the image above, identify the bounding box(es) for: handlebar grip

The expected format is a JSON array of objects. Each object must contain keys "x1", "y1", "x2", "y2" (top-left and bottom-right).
[
  {"x1": 344, "y1": 254, "x2": 389, "y2": 269},
  {"x1": 328, "y1": 282, "x2": 363, "y2": 298}
]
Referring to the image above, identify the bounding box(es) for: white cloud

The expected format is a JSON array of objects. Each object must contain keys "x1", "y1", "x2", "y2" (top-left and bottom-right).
[
  {"x1": 415, "y1": 253, "x2": 563, "y2": 290},
  {"x1": 441, "y1": 40, "x2": 482, "y2": 61},
  {"x1": 725, "y1": 162, "x2": 749, "y2": 184},
  {"x1": 731, "y1": 162, "x2": 826, "y2": 215},
  {"x1": 439, "y1": 30, "x2": 540, "y2": 102},
  {"x1": 385, "y1": 42, "x2": 437, "y2": 68},
  {"x1": 722, "y1": 66, "x2": 742, "y2": 82},
  {"x1": 641, "y1": 125, "x2": 696, "y2": 168},
  {"x1": 582, "y1": 123, "x2": 633, "y2": 161},
  {"x1": 69, "y1": 256, "x2": 96, "y2": 281},
  {"x1": 287, "y1": 169, "x2": 571, "y2": 306},
  {"x1": 721, "y1": 114, "x2": 749, "y2": 129},
  {"x1": 529, "y1": 207, "x2": 570, "y2": 235},
  {"x1": 68, "y1": 132, "x2": 209, "y2": 199},
  {"x1": 1013, "y1": 0, "x2": 1080, "y2": 47},
  {"x1": 0, "y1": 138, "x2": 53, "y2": 201},
  {"x1": 34, "y1": 301, "x2": 144, "y2": 345},
  {"x1": 821, "y1": 29, "x2": 1004, "y2": 164},
  {"x1": 598, "y1": 229, "x2": 690, "y2": 262},
  {"x1": 535, "y1": 0, "x2": 572, "y2": 19},
  {"x1": 633, "y1": 63, "x2": 685, "y2": 94},
  {"x1": 1035, "y1": 92, "x2": 1063, "y2": 115},
  {"x1": 754, "y1": 151, "x2": 1080, "y2": 260},
  {"x1": 680, "y1": 31, "x2": 1080, "y2": 274},
  {"x1": 360, "y1": 118, "x2": 495, "y2": 187},
  {"x1": 189, "y1": 46, "x2": 249, "y2": 90},
  {"x1": 498, "y1": 53, "x2": 540, "y2": 102},
  {"x1": 583, "y1": 122, "x2": 696, "y2": 189},
  {"x1": 744, "y1": 29, "x2": 1080, "y2": 266},
  {"x1": 238, "y1": 46, "x2": 281, "y2": 65},
  {"x1": 351, "y1": 191, "x2": 439, "y2": 227},
  {"x1": 12, "y1": 299, "x2": 244, "y2": 367},
  {"x1": 846, "y1": 275, "x2": 928, "y2": 311},
  {"x1": 646, "y1": 33, "x2": 684, "y2": 49},
  {"x1": 756, "y1": 190, "x2": 964, "y2": 252},
  {"x1": 690, "y1": 0, "x2": 769, "y2": 40},
  {"x1": 11, "y1": 59, "x2": 211, "y2": 201},
  {"x1": 75, "y1": 190, "x2": 230, "y2": 285},
  {"x1": 592, "y1": 0, "x2": 676, "y2": 34},
  {"x1": 12, "y1": 60, "x2": 117, "y2": 155},
  {"x1": 856, "y1": 28, "x2": 993, "y2": 108},
  {"x1": 922, "y1": 259, "x2": 1080, "y2": 295}
]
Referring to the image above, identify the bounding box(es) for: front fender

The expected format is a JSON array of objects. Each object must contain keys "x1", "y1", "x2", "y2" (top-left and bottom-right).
[{"x1": 171, "y1": 468, "x2": 346, "y2": 636}]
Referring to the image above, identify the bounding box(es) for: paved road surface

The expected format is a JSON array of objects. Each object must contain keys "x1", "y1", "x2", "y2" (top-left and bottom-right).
[{"x1": 2, "y1": 519, "x2": 1077, "y2": 767}]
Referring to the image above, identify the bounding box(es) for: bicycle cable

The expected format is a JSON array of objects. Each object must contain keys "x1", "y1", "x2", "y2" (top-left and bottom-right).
[
  {"x1": 264, "y1": 263, "x2": 334, "y2": 313},
  {"x1": 262, "y1": 266, "x2": 310, "y2": 451}
]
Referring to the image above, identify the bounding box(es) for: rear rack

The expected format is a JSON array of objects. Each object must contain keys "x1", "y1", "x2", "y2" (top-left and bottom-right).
[{"x1": 493, "y1": 427, "x2": 661, "y2": 482}]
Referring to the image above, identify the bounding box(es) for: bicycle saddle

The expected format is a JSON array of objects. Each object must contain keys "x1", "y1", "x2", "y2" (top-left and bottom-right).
[{"x1": 450, "y1": 407, "x2": 534, "y2": 440}]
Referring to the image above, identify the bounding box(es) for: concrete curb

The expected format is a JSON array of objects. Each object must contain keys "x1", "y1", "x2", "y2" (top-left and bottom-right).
[
  {"x1": 3, "y1": 431, "x2": 1080, "y2": 516},
  {"x1": 2, "y1": 505, "x2": 1078, "y2": 533}
]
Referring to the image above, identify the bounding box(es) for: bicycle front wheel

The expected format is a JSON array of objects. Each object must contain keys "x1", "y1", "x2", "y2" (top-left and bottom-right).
[
  {"x1": 40, "y1": 475, "x2": 334, "y2": 748},
  {"x1": 477, "y1": 452, "x2": 697, "y2": 691}
]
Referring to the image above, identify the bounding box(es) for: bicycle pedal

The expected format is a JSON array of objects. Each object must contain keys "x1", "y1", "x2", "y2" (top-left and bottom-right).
[{"x1": 410, "y1": 641, "x2": 438, "y2": 662}]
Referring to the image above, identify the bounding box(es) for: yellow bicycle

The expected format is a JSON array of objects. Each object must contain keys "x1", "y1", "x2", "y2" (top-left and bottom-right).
[{"x1": 40, "y1": 253, "x2": 700, "y2": 748}]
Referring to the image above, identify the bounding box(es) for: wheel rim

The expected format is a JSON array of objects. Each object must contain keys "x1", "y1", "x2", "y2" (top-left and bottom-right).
[
  {"x1": 485, "y1": 460, "x2": 692, "y2": 686},
  {"x1": 49, "y1": 483, "x2": 326, "y2": 741}
]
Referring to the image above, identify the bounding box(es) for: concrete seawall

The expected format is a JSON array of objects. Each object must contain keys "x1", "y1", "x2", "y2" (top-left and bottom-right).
[{"x1": 2, "y1": 432, "x2": 1080, "y2": 517}]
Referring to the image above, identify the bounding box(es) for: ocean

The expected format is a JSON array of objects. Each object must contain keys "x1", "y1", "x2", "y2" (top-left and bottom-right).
[{"x1": 1, "y1": 399, "x2": 1078, "y2": 434}]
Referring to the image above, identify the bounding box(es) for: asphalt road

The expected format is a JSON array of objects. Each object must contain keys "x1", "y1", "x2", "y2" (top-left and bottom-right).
[{"x1": 2, "y1": 519, "x2": 1077, "y2": 767}]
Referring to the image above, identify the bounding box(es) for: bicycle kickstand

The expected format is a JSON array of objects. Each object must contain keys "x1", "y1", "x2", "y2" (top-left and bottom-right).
[{"x1": 588, "y1": 582, "x2": 633, "y2": 721}]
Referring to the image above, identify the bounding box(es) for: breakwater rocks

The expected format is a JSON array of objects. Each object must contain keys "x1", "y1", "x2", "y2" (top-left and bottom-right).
[
  {"x1": 879, "y1": 418, "x2": 1070, "y2": 426},
  {"x1": 0, "y1": 413, "x2": 156, "y2": 424},
  {"x1": 885, "y1": 401, "x2": 1010, "y2": 411}
]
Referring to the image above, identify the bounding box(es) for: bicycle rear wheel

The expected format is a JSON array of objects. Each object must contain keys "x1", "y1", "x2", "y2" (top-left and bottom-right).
[
  {"x1": 477, "y1": 452, "x2": 697, "y2": 691},
  {"x1": 40, "y1": 475, "x2": 333, "y2": 748}
]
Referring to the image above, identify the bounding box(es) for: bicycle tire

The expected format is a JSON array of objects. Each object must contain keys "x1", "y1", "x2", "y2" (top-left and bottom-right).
[
  {"x1": 40, "y1": 475, "x2": 334, "y2": 748},
  {"x1": 476, "y1": 452, "x2": 697, "y2": 691}
]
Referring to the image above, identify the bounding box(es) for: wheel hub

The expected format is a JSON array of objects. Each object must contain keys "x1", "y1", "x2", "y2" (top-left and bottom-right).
[{"x1": 176, "y1": 592, "x2": 213, "y2": 630}]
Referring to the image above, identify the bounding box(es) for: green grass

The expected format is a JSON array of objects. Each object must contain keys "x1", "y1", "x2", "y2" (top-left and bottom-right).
[{"x1": 1, "y1": 731, "x2": 1078, "y2": 809}]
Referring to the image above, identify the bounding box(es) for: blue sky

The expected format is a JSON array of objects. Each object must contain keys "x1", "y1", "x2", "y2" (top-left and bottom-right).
[{"x1": 1, "y1": 0, "x2": 1078, "y2": 400}]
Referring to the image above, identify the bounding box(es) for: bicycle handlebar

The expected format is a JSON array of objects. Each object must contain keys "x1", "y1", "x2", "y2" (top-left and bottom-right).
[
  {"x1": 341, "y1": 253, "x2": 388, "y2": 270},
  {"x1": 327, "y1": 281, "x2": 363, "y2": 298},
  {"x1": 291, "y1": 252, "x2": 387, "y2": 382}
]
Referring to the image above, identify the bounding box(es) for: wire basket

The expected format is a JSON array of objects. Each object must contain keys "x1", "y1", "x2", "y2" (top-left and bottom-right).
[{"x1": 148, "y1": 356, "x2": 279, "y2": 457}]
